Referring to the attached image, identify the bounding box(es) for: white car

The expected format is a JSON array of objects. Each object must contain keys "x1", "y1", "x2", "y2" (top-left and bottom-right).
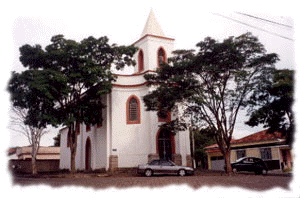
[{"x1": 137, "y1": 159, "x2": 194, "y2": 177}]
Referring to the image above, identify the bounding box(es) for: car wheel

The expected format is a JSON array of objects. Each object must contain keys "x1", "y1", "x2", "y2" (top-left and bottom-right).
[
  {"x1": 178, "y1": 169, "x2": 186, "y2": 177},
  {"x1": 144, "y1": 169, "x2": 153, "y2": 177}
]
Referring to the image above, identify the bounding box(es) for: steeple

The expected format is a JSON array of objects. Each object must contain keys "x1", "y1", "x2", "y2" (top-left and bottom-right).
[
  {"x1": 141, "y1": 9, "x2": 165, "y2": 37},
  {"x1": 133, "y1": 9, "x2": 174, "y2": 73}
]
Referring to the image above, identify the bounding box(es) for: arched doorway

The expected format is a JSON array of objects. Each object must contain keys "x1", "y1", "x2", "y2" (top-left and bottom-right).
[
  {"x1": 85, "y1": 137, "x2": 92, "y2": 170},
  {"x1": 157, "y1": 129, "x2": 175, "y2": 160}
]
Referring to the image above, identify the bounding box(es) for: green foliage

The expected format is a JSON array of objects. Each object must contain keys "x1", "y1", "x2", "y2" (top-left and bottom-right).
[
  {"x1": 143, "y1": 32, "x2": 279, "y2": 172},
  {"x1": 8, "y1": 35, "x2": 137, "y2": 129},
  {"x1": 8, "y1": 34, "x2": 137, "y2": 172},
  {"x1": 246, "y1": 69, "x2": 294, "y2": 145}
]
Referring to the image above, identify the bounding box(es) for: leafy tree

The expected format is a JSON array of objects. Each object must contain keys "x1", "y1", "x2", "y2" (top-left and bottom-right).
[
  {"x1": 143, "y1": 33, "x2": 278, "y2": 173},
  {"x1": 8, "y1": 35, "x2": 136, "y2": 173},
  {"x1": 246, "y1": 69, "x2": 294, "y2": 145}
]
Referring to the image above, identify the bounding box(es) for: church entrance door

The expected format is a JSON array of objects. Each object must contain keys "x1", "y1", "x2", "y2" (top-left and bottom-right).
[
  {"x1": 85, "y1": 138, "x2": 91, "y2": 170},
  {"x1": 158, "y1": 129, "x2": 173, "y2": 160}
]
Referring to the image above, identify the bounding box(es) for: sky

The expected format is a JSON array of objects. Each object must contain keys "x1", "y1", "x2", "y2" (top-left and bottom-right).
[{"x1": 3, "y1": 0, "x2": 296, "y2": 148}]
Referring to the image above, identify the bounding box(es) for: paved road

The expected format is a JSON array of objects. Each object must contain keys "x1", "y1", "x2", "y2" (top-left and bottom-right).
[{"x1": 13, "y1": 174, "x2": 292, "y2": 191}]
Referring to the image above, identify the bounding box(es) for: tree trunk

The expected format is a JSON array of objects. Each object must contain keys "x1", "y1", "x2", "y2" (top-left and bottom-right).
[
  {"x1": 31, "y1": 156, "x2": 38, "y2": 175},
  {"x1": 69, "y1": 123, "x2": 77, "y2": 173},
  {"x1": 31, "y1": 135, "x2": 40, "y2": 175},
  {"x1": 70, "y1": 146, "x2": 76, "y2": 173},
  {"x1": 224, "y1": 149, "x2": 232, "y2": 174}
]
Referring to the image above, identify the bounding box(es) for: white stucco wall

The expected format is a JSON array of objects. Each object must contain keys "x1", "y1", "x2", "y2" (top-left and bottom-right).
[
  {"x1": 109, "y1": 83, "x2": 191, "y2": 168},
  {"x1": 59, "y1": 96, "x2": 108, "y2": 171},
  {"x1": 59, "y1": 127, "x2": 70, "y2": 170},
  {"x1": 110, "y1": 86, "x2": 153, "y2": 167}
]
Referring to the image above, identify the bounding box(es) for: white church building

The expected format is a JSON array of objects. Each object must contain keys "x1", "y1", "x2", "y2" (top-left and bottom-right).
[{"x1": 59, "y1": 10, "x2": 192, "y2": 171}]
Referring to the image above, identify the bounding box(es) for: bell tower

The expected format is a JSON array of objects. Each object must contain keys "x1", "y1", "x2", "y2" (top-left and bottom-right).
[{"x1": 133, "y1": 9, "x2": 175, "y2": 73}]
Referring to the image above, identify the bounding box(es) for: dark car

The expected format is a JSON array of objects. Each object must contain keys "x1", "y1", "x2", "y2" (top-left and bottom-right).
[
  {"x1": 225, "y1": 157, "x2": 268, "y2": 175},
  {"x1": 137, "y1": 159, "x2": 194, "y2": 177}
]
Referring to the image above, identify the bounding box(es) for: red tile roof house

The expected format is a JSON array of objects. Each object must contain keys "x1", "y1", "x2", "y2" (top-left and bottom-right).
[{"x1": 204, "y1": 130, "x2": 293, "y2": 172}]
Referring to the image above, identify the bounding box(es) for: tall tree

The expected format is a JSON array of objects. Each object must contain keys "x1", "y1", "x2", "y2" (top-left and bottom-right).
[
  {"x1": 8, "y1": 35, "x2": 137, "y2": 173},
  {"x1": 246, "y1": 69, "x2": 294, "y2": 145},
  {"x1": 9, "y1": 106, "x2": 49, "y2": 175},
  {"x1": 143, "y1": 33, "x2": 278, "y2": 173}
]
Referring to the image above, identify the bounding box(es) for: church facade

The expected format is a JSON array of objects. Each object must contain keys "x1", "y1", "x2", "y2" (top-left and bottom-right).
[{"x1": 59, "y1": 10, "x2": 192, "y2": 171}]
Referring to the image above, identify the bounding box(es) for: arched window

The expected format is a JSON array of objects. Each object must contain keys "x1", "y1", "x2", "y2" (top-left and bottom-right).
[
  {"x1": 126, "y1": 95, "x2": 141, "y2": 124},
  {"x1": 138, "y1": 49, "x2": 144, "y2": 73},
  {"x1": 157, "y1": 47, "x2": 167, "y2": 67}
]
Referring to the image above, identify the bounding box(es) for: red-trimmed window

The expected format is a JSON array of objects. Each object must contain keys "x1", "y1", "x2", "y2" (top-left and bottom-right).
[
  {"x1": 157, "y1": 47, "x2": 167, "y2": 67},
  {"x1": 127, "y1": 95, "x2": 141, "y2": 124},
  {"x1": 138, "y1": 49, "x2": 144, "y2": 73}
]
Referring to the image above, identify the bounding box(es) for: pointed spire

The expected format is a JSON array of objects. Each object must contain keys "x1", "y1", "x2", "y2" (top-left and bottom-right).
[{"x1": 141, "y1": 9, "x2": 165, "y2": 37}]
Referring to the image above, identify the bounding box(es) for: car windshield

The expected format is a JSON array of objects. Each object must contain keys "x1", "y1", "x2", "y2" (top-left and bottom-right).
[
  {"x1": 148, "y1": 160, "x2": 176, "y2": 166},
  {"x1": 161, "y1": 160, "x2": 176, "y2": 166},
  {"x1": 148, "y1": 160, "x2": 160, "y2": 165},
  {"x1": 235, "y1": 157, "x2": 246, "y2": 163},
  {"x1": 168, "y1": 161, "x2": 176, "y2": 166}
]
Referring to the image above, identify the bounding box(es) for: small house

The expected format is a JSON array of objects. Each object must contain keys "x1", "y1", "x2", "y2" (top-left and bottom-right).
[{"x1": 205, "y1": 130, "x2": 293, "y2": 171}]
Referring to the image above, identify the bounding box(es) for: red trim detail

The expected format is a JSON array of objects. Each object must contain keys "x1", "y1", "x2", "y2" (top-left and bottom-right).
[
  {"x1": 114, "y1": 70, "x2": 156, "y2": 77},
  {"x1": 126, "y1": 95, "x2": 141, "y2": 124},
  {"x1": 113, "y1": 82, "x2": 148, "y2": 88},
  {"x1": 133, "y1": 34, "x2": 175, "y2": 45}
]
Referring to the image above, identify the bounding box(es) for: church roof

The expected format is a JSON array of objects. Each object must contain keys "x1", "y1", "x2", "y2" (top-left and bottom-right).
[{"x1": 141, "y1": 9, "x2": 165, "y2": 37}]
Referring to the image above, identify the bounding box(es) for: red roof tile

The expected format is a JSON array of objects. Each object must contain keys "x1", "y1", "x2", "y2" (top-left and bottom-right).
[
  {"x1": 231, "y1": 129, "x2": 283, "y2": 144},
  {"x1": 205, "y1": 129, "x2": 283, "y2": 150}
]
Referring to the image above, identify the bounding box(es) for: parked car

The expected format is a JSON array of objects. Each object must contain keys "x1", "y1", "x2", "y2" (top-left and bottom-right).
[
  {"x1": 137, "y1": 159, "x2": 194, "y2": 177},
  {"x1": 225, "y1": 157, "x2": 268, "y2": 175}
]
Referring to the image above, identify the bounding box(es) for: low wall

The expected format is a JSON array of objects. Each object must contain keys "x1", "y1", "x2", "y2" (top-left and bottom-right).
[{"x1": 9, "y1": 159, "x2": 60, "y2": 174}]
